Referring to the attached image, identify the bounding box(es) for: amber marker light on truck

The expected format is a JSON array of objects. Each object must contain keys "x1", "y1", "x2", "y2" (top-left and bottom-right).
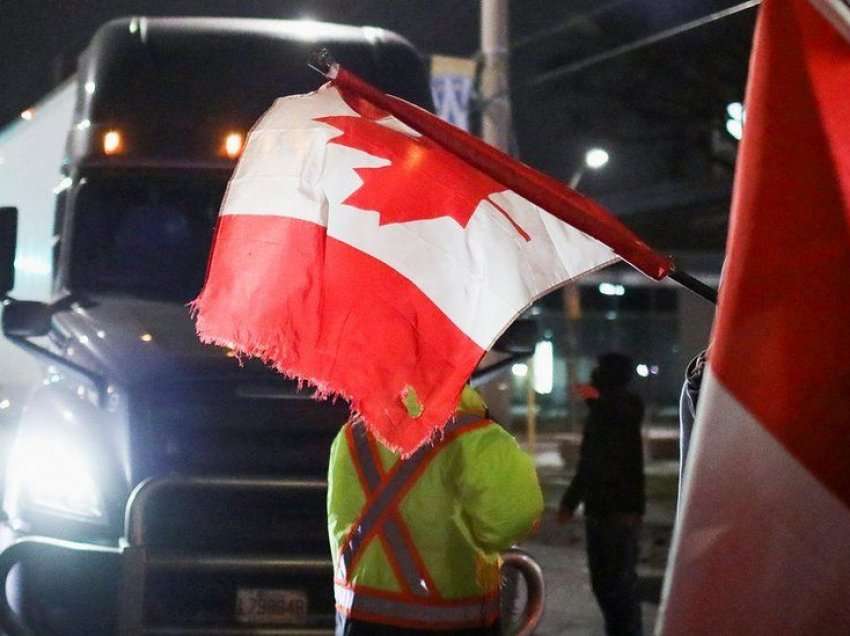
[
  {"x1": 103, "y1": 129, "x2": 123, "y2": 155},
  {"x1": 223, "y1": 131, "x2": 244, "y2": 159}
]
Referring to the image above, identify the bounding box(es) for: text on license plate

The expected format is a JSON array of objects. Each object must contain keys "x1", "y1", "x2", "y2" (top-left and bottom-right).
[{"x1": 236, "y1": 588, "x2": 309, "y2": 624}]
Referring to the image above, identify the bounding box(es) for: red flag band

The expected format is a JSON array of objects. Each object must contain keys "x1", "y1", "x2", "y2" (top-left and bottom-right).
[{"x1": 659, "y1": 1, "x2": 850, "y2": 632}]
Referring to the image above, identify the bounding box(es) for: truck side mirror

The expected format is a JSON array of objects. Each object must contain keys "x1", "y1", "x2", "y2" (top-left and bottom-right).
[
  {"x1": 492, "y1": 318, "x2": 538, "y2": 355},
  {"x1": 0, "y1": 207, "x2": 18, "y2": 297},
  {"x1": 2, "y1": 300, "x2": 52, "y2": 338}
]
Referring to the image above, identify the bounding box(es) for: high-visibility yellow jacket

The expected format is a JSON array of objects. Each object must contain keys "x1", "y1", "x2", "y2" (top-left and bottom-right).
[{"x1": 327, "y1": 386, "x2": 543, "y2": 631}]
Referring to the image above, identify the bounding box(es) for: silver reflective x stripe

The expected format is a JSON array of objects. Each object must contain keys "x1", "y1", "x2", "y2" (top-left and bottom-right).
[
  {"x1": 350, "y1": 423, "x2": 431, "y2": 597},
  {"x1": 335, "y1": 583, "x2": 499, "y2": 627},
  {"x1": 339, "y1": 413, "x2": 485, "y2": 590}
]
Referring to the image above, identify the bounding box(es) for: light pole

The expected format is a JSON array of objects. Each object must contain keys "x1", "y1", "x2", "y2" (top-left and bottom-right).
[{"x1": 564, "y1": 147, "x2": 610, "y2": 431}]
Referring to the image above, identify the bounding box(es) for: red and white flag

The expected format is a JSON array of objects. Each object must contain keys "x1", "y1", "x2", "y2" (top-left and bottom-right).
[
  {"x1": 192, "y1": 76, "x2": 665, "y2": 454},
  {"x1": 659, "y1": 1, "x2": 850, "y2": 633}
]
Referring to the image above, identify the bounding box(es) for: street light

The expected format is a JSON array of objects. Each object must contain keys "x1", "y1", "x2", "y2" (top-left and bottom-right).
[
  {"x1": 585, "y1": 147, "x2": 610, "y2": 169},
  {"x1": 569, "y1": 146, "x2": 610, "y2": 188}
]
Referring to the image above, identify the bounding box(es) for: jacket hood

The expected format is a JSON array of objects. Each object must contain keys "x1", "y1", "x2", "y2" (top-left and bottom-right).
[{"x1": 591, "y1": 352, "x2": 635, "y2": 390}]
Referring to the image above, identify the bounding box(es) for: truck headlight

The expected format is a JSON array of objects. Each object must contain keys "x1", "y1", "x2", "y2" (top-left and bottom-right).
[{"x1": 9, "y1": 433, "x2": 105, "y2": 523}]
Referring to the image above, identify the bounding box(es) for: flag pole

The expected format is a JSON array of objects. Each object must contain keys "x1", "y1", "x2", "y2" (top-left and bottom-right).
[
  {"x1": 668, "y1": 268, "x2": 718, "y2": 304},
  {"x1": 308, "y1": 49, "x2": 671, "y2": 280},
  {"x1": 309, "y1": 50, "x2": 718, "y2": 305},
  {"x1": 308, "y1": 48, "x2": 339, "y2": 79}
]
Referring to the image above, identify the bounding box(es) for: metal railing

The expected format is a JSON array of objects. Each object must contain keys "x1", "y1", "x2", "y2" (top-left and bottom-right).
[{"x1": 501, "y1": 549, "x2": 546, "y2": 636}]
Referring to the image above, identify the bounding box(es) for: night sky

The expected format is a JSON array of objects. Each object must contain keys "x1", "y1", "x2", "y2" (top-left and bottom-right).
[
  {"x1": 1, "y1": 1, "x2": 757, "y2": 249},
  {"x1": 0, "y1": 1, "x2": 479, "y2": 126}
]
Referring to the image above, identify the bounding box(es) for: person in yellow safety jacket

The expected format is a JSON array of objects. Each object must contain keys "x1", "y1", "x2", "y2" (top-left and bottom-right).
[{"x1": 328, "y1": 385, "x2": 544, "y2": 635}]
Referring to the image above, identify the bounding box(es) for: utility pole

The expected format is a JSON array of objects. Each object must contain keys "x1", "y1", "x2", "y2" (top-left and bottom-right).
[
  {"x1": 482, "y1": 12, "x2": 531, "y2": 615},
  {"x1": 481, "y1": 1, "x2": 540, "y2": 464},
  {"x1": 480, "y1": 0, "x2": 512, "y2": 153}
]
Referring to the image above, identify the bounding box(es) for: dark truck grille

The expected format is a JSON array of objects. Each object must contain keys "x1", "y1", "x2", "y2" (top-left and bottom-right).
[
  {"x1": 131, "y1": 379, "x2": 349, "y2": 482},
  {"x1": 127, "y1": 479, "x2": 336, "y2": 631},
  {"x1": 125, "y1": 379, "x2": 349, "y2": 630}
]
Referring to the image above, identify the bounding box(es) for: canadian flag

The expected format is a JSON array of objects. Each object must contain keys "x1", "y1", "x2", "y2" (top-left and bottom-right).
[
  {"x1": 659, "y1": 1, "x2": 850, "y2": 633},
  {"x1": 193, "y1": 78, "x2": 657, "y2": 454}
]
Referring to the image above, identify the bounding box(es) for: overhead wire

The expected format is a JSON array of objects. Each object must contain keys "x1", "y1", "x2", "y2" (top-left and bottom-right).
[
  {"x1": 473, "y1": 0, "x2": 633, "y2": 138},
  {"x1": 510, "y1": 0, "x2": 635, "y2": 51},
  {"x1": 482, "y1": 0, "x2": 761, "y2": 107}
]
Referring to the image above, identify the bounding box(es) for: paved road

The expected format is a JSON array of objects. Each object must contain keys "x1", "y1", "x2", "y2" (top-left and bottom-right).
[
  {"x1": 520, "y1": 440, "x2": 677, "y2": 635},
  {"x1": 521, "y1": 513, "x2": 661, "y2": 635}
]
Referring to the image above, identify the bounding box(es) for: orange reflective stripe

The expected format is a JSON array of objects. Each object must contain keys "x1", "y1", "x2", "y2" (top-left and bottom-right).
[
  {"x1": 344, "y1": 423, "x2": 413, "y2": 595},
  {"x1": 340, "y1": 414, "x2": 489, "y2": 599},
  {"x1": 349, "y1": 421, "x2": 431, "y2": 596},
  {"x1": 363, "y1": 429, "x2": 385, "y2": 481},
  {"x1": 344, "y1": 423, "x2": 376, "y2": 492},
  {"x1": 389, "y1": 505, "x2": 440, "y2": 596},
  {"x1": 344, "y1": 414, "x2": 486, "y2": 574},
  {"x1": 335, "y1": 583, "x2": 499, "y2": 630},
  {"x1": 362, "y1": 428, "x2": 442, "y2": 598},
  {"x1": 345, "y1": 420, "x2": 435, "y2": 596},
  {"x1": 334, "y1": 578, "x2": 499, "y2": 607},
  {"x1": 348, "y1": 422, "x2": 379, "y2": 489}
]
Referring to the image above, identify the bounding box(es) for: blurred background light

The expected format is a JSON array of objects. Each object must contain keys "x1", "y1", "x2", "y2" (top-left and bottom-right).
[
  {"x1": 511, "y1": 362, "x2": 528, "y2": 377},
  {"x1": 533, "y1": 340, "x2": 553, "y2": 394},
  {"x1": 598, "y1": 282, "x2": 625, "y2": 296},
  {"x1": 223, "y1": 131, "x2": 244, "y2": 159},
  {"x1": 102, "y1": 129, "x2": 123, "y2": 155},
  {"x1": 726, "y1": 101, "x2": 745, "y2": 140}
]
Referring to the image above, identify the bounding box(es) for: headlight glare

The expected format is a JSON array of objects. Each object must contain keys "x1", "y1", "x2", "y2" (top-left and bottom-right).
[{"x1": 13, "y1": 433, "x2": 105, "y2": 522}]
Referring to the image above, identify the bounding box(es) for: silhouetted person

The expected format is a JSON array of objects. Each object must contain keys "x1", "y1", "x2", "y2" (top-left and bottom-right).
[{"x1": 559, "y1": 353, "x2": 645, "y2": 636}]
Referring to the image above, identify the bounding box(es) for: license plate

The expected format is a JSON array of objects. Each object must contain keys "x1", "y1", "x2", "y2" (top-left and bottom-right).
[{"x1": 235, "y1": 588, "x2": 309, "y2": 624}]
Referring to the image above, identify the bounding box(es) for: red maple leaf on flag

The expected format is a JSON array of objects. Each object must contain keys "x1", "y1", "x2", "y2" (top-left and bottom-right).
[{"x1": 315, "y1": 113, "x2": 530, "y2": 240}]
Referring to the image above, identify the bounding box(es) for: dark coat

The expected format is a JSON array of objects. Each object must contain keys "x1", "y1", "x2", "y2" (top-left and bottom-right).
[
  {"x1": 679, "y1": 350, "x2": 708, "y2": 481},
  {"x1": 560, "y1": 388, "x2": 646, "y2": 517}
]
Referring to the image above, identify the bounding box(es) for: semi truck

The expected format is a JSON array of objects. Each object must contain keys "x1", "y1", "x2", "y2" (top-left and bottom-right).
[
  {"x1": 0, "y1": 16, "x2": 432, "y2": 635},
  {"x1": 0, "y1": 15, "x2": 544, "y2": 636}
]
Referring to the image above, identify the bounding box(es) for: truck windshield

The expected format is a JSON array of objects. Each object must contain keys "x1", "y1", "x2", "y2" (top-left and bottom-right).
[{"x1": 70, "y1": 174, "x2": 227, "y2": 302}]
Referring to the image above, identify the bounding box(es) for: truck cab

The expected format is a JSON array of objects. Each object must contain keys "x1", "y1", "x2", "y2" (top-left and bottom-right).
[{"x1": 0, "y1": 17, "x2": 432, "y2": 634}]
